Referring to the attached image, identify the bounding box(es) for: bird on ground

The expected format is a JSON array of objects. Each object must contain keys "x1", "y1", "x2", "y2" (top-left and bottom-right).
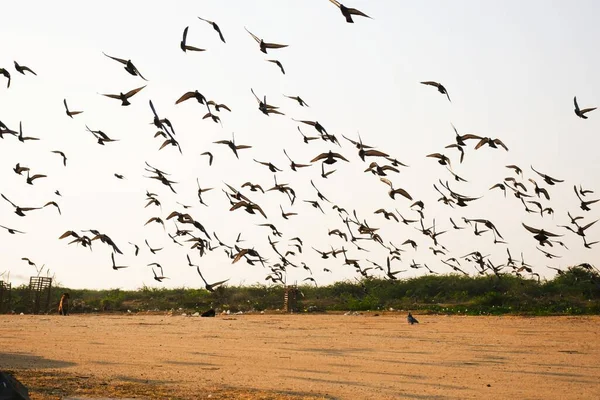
[{"x1": 407, "y1": 312, "x2": 419, "y2": 324}]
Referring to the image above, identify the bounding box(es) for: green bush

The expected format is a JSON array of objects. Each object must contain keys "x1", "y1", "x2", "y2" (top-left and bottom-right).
[{"x1": 2, "y1": 266, "x2": 599, "y2": 315}]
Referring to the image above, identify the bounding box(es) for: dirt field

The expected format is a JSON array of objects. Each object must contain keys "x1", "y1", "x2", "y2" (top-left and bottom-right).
[{"x1": 1, "y1": 313, "x2": 599, "y2": 399}]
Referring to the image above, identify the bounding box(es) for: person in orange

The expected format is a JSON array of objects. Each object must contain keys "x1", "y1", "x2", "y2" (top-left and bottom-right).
[{"x1": 58, "y1": 293, "x2": 70, "y2": 316}]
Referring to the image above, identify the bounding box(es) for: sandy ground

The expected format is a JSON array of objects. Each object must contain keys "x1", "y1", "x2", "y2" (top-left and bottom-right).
[{"x1": 1, "y1": 313, "x2": 600, "y2": 400}]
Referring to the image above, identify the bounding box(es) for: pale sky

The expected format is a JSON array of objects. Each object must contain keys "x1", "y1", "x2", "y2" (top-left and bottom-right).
[{"x1": 1, "y1": 1, "x2": 599, "y2": 290}]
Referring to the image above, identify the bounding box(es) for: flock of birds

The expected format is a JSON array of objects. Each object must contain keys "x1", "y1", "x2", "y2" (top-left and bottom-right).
[{"x1": 1, "y1": 1, "x2": 599, "y2": 292}]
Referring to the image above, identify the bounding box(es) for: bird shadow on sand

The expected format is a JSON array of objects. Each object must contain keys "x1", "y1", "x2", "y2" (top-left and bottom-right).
[{"x1": 0, "y1": 352, "x2": 76, "y2": 369}]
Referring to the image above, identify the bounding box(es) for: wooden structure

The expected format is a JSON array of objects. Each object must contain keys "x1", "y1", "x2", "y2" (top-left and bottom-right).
[
  {"x1": 283, "y1": 285, "x2": 299, "y2": 313},
  {"x1": 0, "y1": 281, "x2": 11, "y2": 313},
  {"x1": 29, "y1": 276, "x2": 53, "y2": 314}
]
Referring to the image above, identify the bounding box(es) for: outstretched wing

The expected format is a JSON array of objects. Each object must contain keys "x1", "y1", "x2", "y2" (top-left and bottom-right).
[
  {"x1": 522, "y1": 223, "x2": 541, "y2": 235},
  {"x1": 245, "y1": 27, "x2": 261, "y2": 44},
  {"x1": 103, "y1": 52, "x2": 127, "y2": 65},
  {"x1": 124, "y1": 85, "x2": 146, "y2": 98},
  {"x1": 347, "y1": 7, "x2": 371, "y2": 19},
  {"x1": 421, "y1": 81, "x2": 440, "y2": 88},
  {"x1": 263, "y1": 42, "x2": 288, "y2": 50}
]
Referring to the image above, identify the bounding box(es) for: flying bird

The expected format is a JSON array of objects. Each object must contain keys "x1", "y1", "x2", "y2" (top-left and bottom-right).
[
  {"x1": 267, "y1": 59, "x2": 285, "y2": 75},
  {"x1": 102, "y1": 52, "x2": 147, "y2": 80},
  {"x1": 1, "y1": 194, "x2": 40, "y2": 217},
  {"x1": 111, "y1": 253, "x2": 128, "y2": 270},
  {"x1": 380, "y1": 178, "x2": 413, "y2": 200},
  {"x1": 522, "y1": 223, "x2": 563, "y2": 246},
  {"x1": 198, "y1": 17, "x2": 226, "y2": 43},
  {"x1": 51, "y1": 151, "x2": 67, "y2": 167},
  {"x1": 421, "y1": 81, "x2": 451, "y2": 102},
  {"x1": 245, "y1": 27, "x2": 288, "y2": 54},
  {"x1": 0, "y1": 68, "x2": 11, "y2": 88},
  {"x1": 574, "y1": 96, "x2": 596, "y2": 119},
  {"x1": 328, "y1": 0, "x2": 372, "y2": 23},
  {"x1": 0, "y1": 224, "x2": 25, "y2": 234},
  {"x1": 196, "y1": 266, "x2": 229, "y2": 292},
  {"x1": 285, "y1": 95, "x2": 309, "y2": 107},
  {"x1": 180, "y1": 26, "x2": 205, "y2": 52},
  {"x1": 26, "y1": 171, "x2": 47, "y2": 185},
  {"x1": 101, "y1": 85, "x2": 146, "y2": 106},
  {"x1": 310, "y1": 150, "x2": 349, "y2": 165},
  {"x1": 17, "y1": 122, "x2": 39, "y2": 142},
  {"x1": 531, "y1": 166, "x2": 564, "y2": 185},
  {"x1": 14, "y1": 61, "x2": 37, "y2": 76},
  {"x1": 63, "y1": 99, "x2": 83, "y2": 118},
  {"x1": 201, "y1": 152, "x2": 214, "y2": 166},
  {"x1": 214, "y1": 133, "x2": 252, "y2": 159},
  {"x1": 175, "y1": 90, "x2": 206, "y2": 105}
]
